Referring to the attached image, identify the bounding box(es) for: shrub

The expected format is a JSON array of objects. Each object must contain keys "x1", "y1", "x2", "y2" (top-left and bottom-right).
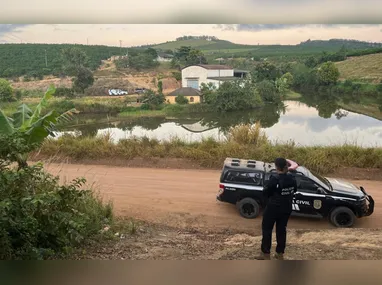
[
  {"x1": 172, "y1": 71, "x2": 181, "y2": 81},
  {"x1": 0, "y1": 160, "x2": 113, "y2": 260},
  {"x1": 226, "y1": 122, "x2": 268, "y2": 146},
  {"x1": 55, "y1": 87, "x2": 75, "y2": 99},
  {"x1": 14, "y1": 89, "x2": 23, "y2": 100},
  {"x1": 0, "y1": 78, "x2": 14, "y2": 102},
  {"x1": 316, "y1": 61, "x2": 340, "y2": 86},
  {"x1": 257, "y1": 80, "x2": 280, "y2": 102},
  {"x1": 175, "y1": 94, "x2": 189, "y2": 105}
]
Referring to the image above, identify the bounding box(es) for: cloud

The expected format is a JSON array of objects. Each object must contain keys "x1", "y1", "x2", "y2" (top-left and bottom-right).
[
  {"x1": 0, "y1": 24, "x2": 31, "y2": 36},
  {"x1": 215, "y1": 24, "x2": 382, "y2": 32},
  {"x1": 216, "y1": 24, "x2": 381, "y2": 32}
]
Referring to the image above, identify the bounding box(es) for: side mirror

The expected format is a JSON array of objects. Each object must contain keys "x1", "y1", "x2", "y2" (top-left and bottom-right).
[{"x1": 316, "y1": 187, "x2": 325, "y2": 194}]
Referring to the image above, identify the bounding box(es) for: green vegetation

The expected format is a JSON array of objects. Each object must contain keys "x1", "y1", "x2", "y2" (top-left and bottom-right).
[
  {"x1": 0, "y1": 87, "x2": 114, "y2": 260},
  {"x1": 0, "y1": 43, "x2": 121, "y2": 78},
  {"x1": 0, "y1": 78, "x2": 14, "y2": 102},
  {"x1": 316, "y1": 61, "x2": 340, "y2": 86},
  {"x1": 62, "y1": 47, "x2": 95, "y2": 94},
  {"x1": 175, "y1": 94, "x2": 189, "y2": 105},
  {"x1": 0, "y1": 86, "x2": 78, "y2": 168},
  {"x1": 38, "y1": 123, "x2": 382, "y2": 175},
  {"x1": 171, "y1": 46, "x2": 208, "y2": 69},
  {"x1": 115, "y1": 48, "x2": 159, "y2": 71}
]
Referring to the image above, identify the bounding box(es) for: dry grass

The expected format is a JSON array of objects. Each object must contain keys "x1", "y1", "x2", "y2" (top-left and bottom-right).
[
  {"x1": 336, "y1": 53, "x2": 382, "y2": 83},
  {"x1": 37, "y1": 123, "x2": 382, "y2": 175},
  {"x1": 226, "y1": 123, "x2": 268, "y2": 146}
]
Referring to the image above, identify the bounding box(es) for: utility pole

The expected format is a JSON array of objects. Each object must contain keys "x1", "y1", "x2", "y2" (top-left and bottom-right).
[
  {"x1": 44, "y1": 49, "x2": 48, "y2": 67},
  {"x1": 119, "y1": 40, "x2": 122, "y2": 56}
]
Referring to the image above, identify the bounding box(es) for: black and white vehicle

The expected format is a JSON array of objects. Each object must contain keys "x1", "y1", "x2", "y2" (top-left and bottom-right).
[{"x1": 216, "y1": 158, "x2": 375, "y2": 227}]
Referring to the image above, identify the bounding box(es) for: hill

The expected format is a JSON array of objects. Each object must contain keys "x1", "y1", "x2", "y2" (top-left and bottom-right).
[
  {"x1": 1, "y1": 38, "x2": 382, "y2": 78},
  {"x1": 0, "y1": 43, "x2": 122, "y2": 78},
  {"x1": 153, "y1": 37, "x2": 382, "y2": 62},
  {"x1": 336, "y1": 53, "x2": 382, "y2": 83}
]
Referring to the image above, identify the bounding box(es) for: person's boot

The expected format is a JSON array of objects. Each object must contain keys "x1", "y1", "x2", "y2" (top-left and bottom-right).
[
  {"x1": 273, "y1": 252, "x2": 284, "y2": 260},
  {"x1": 254, "y1": 252, "x2": 271, "y2": 260}
]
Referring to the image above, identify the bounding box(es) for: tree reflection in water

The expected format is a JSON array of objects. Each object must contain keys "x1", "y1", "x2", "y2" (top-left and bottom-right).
[{"x1": 59, "y1": 90, "x2": 380, "y2": 140}]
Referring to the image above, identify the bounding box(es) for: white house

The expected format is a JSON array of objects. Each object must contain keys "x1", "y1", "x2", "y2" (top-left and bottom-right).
[
  {"x1": 156, "y1": 53, "x2": 174, "y2": 62},
  {"x1": 181, "y1": 64, "x2": 248, "y2": 90}
]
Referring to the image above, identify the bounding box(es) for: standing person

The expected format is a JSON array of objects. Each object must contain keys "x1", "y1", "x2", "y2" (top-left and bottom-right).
[{"x1": 255, "y1": 157, "x2": 297, "y2": 260}]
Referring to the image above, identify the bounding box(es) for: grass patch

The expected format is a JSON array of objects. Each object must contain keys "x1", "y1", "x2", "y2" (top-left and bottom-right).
[
  {"x1": 336, "y1": 53, "x2": 382, "y2": 83},
  {"x1": 38, "y1": 123, "x2": 382, "y2": 175}
]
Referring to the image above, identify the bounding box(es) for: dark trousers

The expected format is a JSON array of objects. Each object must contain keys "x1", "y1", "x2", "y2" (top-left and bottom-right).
[{"x1": 261, "y1": 205, "x2": 292, "y2": 254}]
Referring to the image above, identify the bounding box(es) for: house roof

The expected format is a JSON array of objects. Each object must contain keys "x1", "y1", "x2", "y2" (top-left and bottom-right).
[
  {"x1": 166, "y1": 87, "x2": 202, "y2": 97},
  {"x1": 181, "y1": 64, "x2": 233, "y2": 70},
  {"x1": 207, "y1": 76, "x2": 239, "y2": 81}
]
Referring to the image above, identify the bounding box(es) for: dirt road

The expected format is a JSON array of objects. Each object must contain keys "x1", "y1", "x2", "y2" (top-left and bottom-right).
[{"x1": 45, "y1": 163, "x2": 381, "y2": 232}]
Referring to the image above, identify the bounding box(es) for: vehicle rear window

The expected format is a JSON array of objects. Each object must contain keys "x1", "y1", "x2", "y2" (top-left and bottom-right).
[{"x1": 224, "y1": 171, "x2": 263, "y2": 186}]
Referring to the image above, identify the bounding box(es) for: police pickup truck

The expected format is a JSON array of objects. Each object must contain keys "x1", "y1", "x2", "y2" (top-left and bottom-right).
[{"x1": 216, "y1": 158, "x2": 374, "y2": 227}]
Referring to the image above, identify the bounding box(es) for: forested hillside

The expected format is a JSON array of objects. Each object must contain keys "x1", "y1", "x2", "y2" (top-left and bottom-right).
[{"x1": 0, "y1": 44, "x2": 122, "y2": 78}]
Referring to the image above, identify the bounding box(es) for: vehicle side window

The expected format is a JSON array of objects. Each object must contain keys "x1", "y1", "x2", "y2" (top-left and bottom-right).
[
  {"x1": 296, "y1": 176, "x2": 320, "y2": 193},
  {"x1": 225, "y1": 171, "x2": 263, "y2": 186}
]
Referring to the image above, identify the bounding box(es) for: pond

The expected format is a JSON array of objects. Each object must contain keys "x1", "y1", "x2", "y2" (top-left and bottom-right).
[{"x1": 58, "y1": 100, "x2": 382, "y2": 147}]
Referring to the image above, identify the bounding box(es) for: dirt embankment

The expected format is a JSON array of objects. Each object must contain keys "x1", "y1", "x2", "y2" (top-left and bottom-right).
[
  {"x1": 10, "y1": 57, "x2": 180, "y2": 95},
  {"x1": 43, "y1": 162, "x2": 382, "y2": 260}
]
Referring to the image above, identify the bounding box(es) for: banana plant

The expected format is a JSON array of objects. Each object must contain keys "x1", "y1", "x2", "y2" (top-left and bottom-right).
[{"x1": 0, "y1": 85, "x2": 78, "y2": 169}]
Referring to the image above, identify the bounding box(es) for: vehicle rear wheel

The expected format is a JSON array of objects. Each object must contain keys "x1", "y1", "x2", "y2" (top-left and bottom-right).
[
  {"x1": 329, "y1": 207, "x2": 356, "y2": 228},
  {"x1": 236, "y1": 198, "x2": 260, "y2": 219}
]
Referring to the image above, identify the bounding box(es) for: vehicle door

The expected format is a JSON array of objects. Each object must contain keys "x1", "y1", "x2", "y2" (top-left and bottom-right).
[
  {"x1": 224, "y1": 170, "x2": 264, "y2": 202},
  {"x1": 293, "y1": 174, "x2": 327, "y2": 216}
]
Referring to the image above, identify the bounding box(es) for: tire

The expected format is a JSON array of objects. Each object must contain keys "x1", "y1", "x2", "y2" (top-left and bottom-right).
[
  {"x1": 236, "y1": 198, "x2": 260, "y2": 219},
  {"x1": 329, "y1": 206, "x2": 356, "y2": 228}
]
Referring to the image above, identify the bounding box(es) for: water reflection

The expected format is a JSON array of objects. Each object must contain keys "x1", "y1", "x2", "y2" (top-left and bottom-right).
[{"x1": 59, "y1": 98, "x2": 382, "y2": 147}]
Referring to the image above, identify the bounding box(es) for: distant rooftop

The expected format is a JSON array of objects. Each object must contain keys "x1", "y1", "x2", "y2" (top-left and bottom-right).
[
  {"x1": 182, "y1": 64, "x2": 233, "y2": 70},
  {"x1": 167, "y1": 87, "x2": 202, "y2": 97}
]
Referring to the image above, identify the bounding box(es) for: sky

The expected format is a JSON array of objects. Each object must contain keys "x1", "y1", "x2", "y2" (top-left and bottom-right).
[{"x1": 1, "y1": 24, "x2": 382, "y2": 47}]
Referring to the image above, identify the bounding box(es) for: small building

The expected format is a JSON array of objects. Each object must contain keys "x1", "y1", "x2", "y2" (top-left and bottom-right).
[
  {"x1": 181, "y1": 64, "x2": 248, "y2": 90},
  {"x1": 165, "y1": 87, "x2": 203, "y2": 104},
  {"x1": 157, "y1": 52, "x2": 174, "y2": 62}
]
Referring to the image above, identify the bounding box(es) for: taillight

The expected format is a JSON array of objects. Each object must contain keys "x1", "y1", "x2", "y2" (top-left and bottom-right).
[{"x1": 218, "y1": 184, "x2": 224, "y2": 195}]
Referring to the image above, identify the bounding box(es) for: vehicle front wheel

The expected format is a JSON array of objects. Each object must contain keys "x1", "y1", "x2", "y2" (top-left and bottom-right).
[
  {"x1": 329, "y1": 207, "x2": 356, "y2": 228},
  {"x1": 236, "y1": 198, "x2": 260, "y2": 219}
]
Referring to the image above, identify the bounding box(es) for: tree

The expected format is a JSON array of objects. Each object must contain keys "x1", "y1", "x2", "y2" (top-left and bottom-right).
[
  {"x1": 213, "y1": 80, "x2": 263, "y2": 112},
  {"x1": 200, "y1": 83, "x2": 217, "y2": 105},
  {"x1": 61, "y1": 48, "x2": 94, "y2": 94},
  {"x1": 257, "y1": 80, "x2": 280, "y2": 102},
  {"x1": 141, "y1": 90, "x2": 165, "y2": 108},
  {"x1": 316, "y1": 61, "x2": 340, "y2": 86},
  {"x1": 173, "y1": 46, "x2": 208, "y2": 66},
  {"x1": 157, "y1": 81, "x2": 163, "y2": 95},
  {"x1": 251, "y1": 61, "x2": 280, "y2": 83},
  {"x1": 0, "y1": 78, "x2": 14, "y2": 102},
  {"x1": 0, "y1": 85, "x2": 78, "y2": 169},
  {"x1": 305, "y1": 56, "x2": 318, "y2": 68},
  {"x1": 127, "y1": 52, "x2": 159, "y2": 71},
  {"x1": 175, "y1": 94, "x2": 189, "y2": 105},
  {"x1": 62, "y1": 47, "x2": 89, "y2": 75},
  {"x1": 73, "y1": 67, "x2": 94, "y2": 93},
  {"x1": 291, "y1": 63, "x2": 318, "y2": 90}
]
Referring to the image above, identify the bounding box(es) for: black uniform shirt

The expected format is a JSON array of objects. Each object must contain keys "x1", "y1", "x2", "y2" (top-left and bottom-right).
[{"x1": 263, "y1": 172, "x2": 297, "y2": 212}]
